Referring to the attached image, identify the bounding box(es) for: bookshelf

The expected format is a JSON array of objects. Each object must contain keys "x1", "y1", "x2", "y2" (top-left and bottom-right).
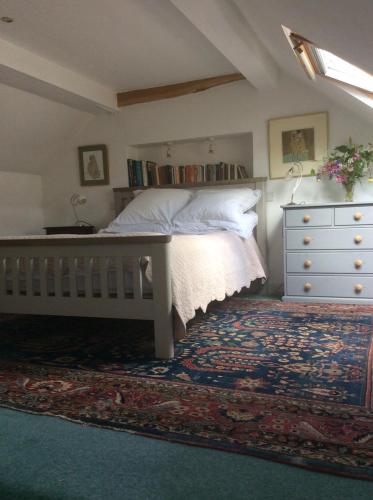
[
  {"x1": 113, "y1": 178, "x2": 266, "y2": 192},
  {"x1": 126, "y1": 132, "x2": 253, "y2": 188}
]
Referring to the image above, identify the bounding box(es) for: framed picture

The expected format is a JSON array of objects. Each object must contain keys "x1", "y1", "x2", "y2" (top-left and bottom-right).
[
  {"x1": 78, "y1": 144, "x2": 109, "y2": 186},
  {"x1": 268, "y1": 112, "x2": 328, "y2": 179}
]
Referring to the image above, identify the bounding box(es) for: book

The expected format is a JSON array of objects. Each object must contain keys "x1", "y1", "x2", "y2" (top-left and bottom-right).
[{"x1": 127, "y1": 158, "x2": 250, "y2": 187}]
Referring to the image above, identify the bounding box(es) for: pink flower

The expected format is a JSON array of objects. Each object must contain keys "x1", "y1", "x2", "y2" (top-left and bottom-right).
[{"x1": 335, "y1": 175, "x2": 347, "y2": 183}]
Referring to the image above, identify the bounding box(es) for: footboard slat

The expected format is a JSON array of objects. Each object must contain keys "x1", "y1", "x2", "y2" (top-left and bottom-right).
[
  {"x1": 133, "y1": 257, "x2": 143, "y2": 300},
  {"x1": 0, "y1": 258, "x2": 5, "y2": 296},
  {"x1": 99, "y1": 257, "x2": 109, "y2": 298},
  {"x1": 11, "y1": 257, "x2": 19, "y2": 296},
  {"x1": 84, "y1": 257, "x2": 93, "y2": 298},
  {"x1": 39, "y1": 258, "x2": 47, "y2": 297},
  {"x1": 115, "y1": 257, "x2": 124, "y2": 299},
  {"x1": 25, "y1": 258, "x2": 33, "y2": 296},
  {"x1": 68, "y1": 257, "x2": 77, "y2": 298},
  {"x1": 54, "y1": 257, "x2": 62, "y2": 297}
]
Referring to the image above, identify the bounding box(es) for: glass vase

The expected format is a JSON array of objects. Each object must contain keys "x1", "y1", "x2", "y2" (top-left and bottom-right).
[{"x1": 343, "y1": 183, "x2": 354, "y2": 202}]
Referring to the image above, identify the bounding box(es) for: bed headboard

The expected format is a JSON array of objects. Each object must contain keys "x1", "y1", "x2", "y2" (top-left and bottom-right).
[{"x1": 112, "y1": 178, "x2": 267, "y2": 265}]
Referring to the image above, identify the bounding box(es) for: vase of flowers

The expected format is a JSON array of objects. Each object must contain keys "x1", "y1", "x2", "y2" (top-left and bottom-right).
[{"x1": 312, "y1": 139, "x2": 373, "y2": 202}]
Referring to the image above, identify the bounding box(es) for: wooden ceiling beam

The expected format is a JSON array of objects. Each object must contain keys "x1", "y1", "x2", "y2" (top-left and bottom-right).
[{"x1": 116, "y1": 73, "x2": 245, "y2": 107}]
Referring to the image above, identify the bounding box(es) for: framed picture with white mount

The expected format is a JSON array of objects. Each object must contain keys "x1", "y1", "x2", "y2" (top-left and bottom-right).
[
  {"x1": 268, "y1": 112, "x2": 328, "y2": 179},
  {"x1": 78, "y1": 144, "x2": 109, "y2": 186}
]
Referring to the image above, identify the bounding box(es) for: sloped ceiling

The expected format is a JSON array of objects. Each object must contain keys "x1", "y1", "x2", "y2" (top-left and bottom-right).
[
  {"x1": 234, "y1": 0, "x2": 373, "y2": 75},
  {"x1": 0, "y1": 0, "x2": 235, "y2": 90},
  {"x1": 0, "y1": 82, "x2": 91, "y2": 174},
  {"x1": 233, "y1": 0, "x2": 373, "y2": 123},
  {"x1": 0, "y1": 0, "x2": 372, "y2": 177}
]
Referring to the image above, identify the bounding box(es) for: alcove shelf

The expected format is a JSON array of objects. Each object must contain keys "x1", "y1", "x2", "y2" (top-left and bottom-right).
[
  {"x1": 125, "y1": 132, "x2": 254, "y2": 187},
  {"x1": 113, "y1": 177, "x2": 266, "y2": 192}
]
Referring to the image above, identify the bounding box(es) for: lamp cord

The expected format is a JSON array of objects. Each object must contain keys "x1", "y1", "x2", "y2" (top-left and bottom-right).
[{"x1": 291, "y1": 162, "x2": 303, "y2": 204}]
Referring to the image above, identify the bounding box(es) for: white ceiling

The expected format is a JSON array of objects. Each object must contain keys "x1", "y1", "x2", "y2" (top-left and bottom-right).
[
  {"x1": 0, "y1": 0, "x2": 236, "y2": 90},
  {"x1": 0, "y1": 0, "x2": 372, "y2": 176}
]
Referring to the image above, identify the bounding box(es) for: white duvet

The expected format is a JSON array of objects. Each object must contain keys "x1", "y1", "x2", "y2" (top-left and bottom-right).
[{"x1": 153, "y1": 232, "x2": 266, "y2": 327}]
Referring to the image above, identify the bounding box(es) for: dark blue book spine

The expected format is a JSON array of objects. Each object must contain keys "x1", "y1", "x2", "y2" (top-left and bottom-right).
[
  {"x1": 134, "y1": 160, "x2": 143, "y2": 186},
  {"x1": 127, "y1": 158, "x2": 134, "y2": 187}
]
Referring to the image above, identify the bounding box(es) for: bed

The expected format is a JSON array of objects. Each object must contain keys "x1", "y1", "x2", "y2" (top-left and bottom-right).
[{"x1": 0, "y1": 179, "x2": 267, "y2": 359}]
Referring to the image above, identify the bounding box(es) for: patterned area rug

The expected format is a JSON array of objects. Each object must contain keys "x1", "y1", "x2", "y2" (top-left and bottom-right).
[{"x1": 0, "y1": 299, "x2": 373, "y2": 480}]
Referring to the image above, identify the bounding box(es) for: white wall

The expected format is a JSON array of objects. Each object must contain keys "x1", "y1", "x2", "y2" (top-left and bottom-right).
[
  {"x1": 0, "y1": 171, "x2": 45, "y2": 235},
  {"x1": 41, "y1": 74, "x2": 373, "y2": 292},
  {"x1": 0, "y1": 81, "x2": 91, "y2": 175},
  {"x1": 0, "y1": 82, "x2": 89, "y2": 237}
]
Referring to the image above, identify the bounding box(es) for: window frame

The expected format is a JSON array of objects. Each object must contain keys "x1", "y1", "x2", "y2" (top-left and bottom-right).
[{"x1": 285, "y1": 28, "x2": 373, "y2": 101}]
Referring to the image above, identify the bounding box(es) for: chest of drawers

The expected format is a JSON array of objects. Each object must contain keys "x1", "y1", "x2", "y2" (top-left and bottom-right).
[{"x1": 282, "y1": 202, "x2": 373, "y2": 304}]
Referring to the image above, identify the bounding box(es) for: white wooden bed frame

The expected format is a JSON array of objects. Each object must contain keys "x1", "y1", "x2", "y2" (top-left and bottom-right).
[{"x1": 0, "y1": 179, "x2": 267, "y2": 359}]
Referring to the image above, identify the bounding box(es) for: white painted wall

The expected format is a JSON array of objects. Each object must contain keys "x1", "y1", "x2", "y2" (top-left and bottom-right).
[
  {"x1": 0, "y1": 171, "x2": 44, "y2": 235},
  {"x1": 41, "y1": 74, "x2": 373, "y2": 292},
  {"x1": 0, "y1": 81, "x2": 89, "y2": 238},
  {"x1": 129, "y1": 133, "x2": 253, "y2": 175}
]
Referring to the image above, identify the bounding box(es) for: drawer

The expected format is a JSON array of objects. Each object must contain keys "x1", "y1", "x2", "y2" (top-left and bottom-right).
[
  {"x1": 285, "y1": 228, "x2": 373, "y2": 250},
  {"x1": 285, "y1": 208, "x2": 332, "y2": 227},
  {"x1": 287, "y1": 275, "x2": 373, "y2": 298},
  {"x1": 335, "y1": 205, "x2": 373, "y2": 226},
  {"x1": 286, "y1": 251, "x2": 373, "y2": 274}
]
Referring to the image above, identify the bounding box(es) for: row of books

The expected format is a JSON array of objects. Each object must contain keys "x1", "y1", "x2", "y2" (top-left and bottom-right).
[{"x1": 127, "y1": 159, "x2": 250, "y2": 187}]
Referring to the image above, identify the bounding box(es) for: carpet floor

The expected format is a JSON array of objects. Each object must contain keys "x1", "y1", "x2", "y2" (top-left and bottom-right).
[
  {"x1": 1, "y1": 407, "x2": 373, "y2": 500},
  {"x1": 0, "y1": 299, "x2": 373, "y2": 482}
]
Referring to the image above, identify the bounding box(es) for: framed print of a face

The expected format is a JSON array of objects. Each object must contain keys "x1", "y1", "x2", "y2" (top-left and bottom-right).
[
  {"x1": 78, "y1": 145, "x2": 109, "y2": 186},
  {"x1": 268, "y1": 112, "x2": 328, "y2": 178}
]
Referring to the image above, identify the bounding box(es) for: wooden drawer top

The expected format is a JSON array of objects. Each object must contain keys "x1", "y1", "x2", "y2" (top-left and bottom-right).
[
  {"x1": 285, "y1": 227, "x2": 373, "y2": 250},
  {"x1": 285, "y1": 207, "x2": 332, "y2": 228},
  {"x1": 286, "y1": 251, "x2": 373, "y2": 274},
  {"x1": 282, "y1": 201, "x2": 373, "y2": 209},
  {"x1": 335, "y1": 205, "x2": 373, "y2": 226},
  {"x1": 286, "y1": 274, "x2": 373, "y2": 299}
]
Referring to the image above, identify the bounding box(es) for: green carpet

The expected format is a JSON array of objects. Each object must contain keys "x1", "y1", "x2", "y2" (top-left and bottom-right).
[{"x1": 0, "y1": 408, "x2": 372, "y2": 500}]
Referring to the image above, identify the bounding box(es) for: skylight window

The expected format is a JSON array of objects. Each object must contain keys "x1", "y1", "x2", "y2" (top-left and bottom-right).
[
  {"x1": 283, "y1": 26, "x2": 373, "y2": 109},
  {"x1": 316, "y1": 49, "x2": 373, "y2": 93}
]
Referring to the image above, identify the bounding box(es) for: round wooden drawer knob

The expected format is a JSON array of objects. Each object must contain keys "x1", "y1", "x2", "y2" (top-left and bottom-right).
[
  {"x1": 354, "y1": 212, "x2": 363, "y2": 221},
  {"x1": 304, "y1": 282, "x2": 312, "y2": 292},
  {"x1": 303, "y1": 236, "x2": 311, "y2": 245},
  {"x1": 355, "y1": 284, "x2": 363, "y2": 294},
  {"x1": 303, "y1": 215, "x2": 311, "y2": 223},
  {"x1": 354, "y1": 235, "x2": 363, "y2": 244},
  {"x1": 354, "y1": 259, "x2": 363, "y2": 269},
  {"x1": 304, "y1": 259, "x2": 312, "y2": 268}
]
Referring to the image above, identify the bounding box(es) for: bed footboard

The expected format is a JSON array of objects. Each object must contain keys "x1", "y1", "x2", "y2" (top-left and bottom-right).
[{"x1": 0, "y1": 234, "x2": 174, "y2": 359}]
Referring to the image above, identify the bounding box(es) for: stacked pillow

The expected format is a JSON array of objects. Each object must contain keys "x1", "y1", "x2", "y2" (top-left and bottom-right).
[
  {"x1": 103, "y1": 187, "x2": 261, "y2": 239},
  {"x1": 104, "y1": 188, "x2": 192, "y2": 234}
]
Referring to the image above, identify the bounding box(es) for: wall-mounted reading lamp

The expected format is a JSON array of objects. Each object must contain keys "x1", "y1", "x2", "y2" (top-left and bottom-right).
[{"x1": 70, "y1": 193, "x2": 91, "y2": 226}]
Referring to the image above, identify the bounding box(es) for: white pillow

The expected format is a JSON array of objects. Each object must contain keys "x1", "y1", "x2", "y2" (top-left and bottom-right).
[
  {"x1": 103, "y1": 188, "x2": 192, "y2": 234},
  {"x1": 172, "y1": 188, "x2": 261, "y2": 236},
  {"x1": 173, "y1": 210, "x2": 258, "y2": 238}
]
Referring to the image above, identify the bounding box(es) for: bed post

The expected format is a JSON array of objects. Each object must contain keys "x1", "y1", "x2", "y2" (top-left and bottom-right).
[
  {"x1": 151, "y1": 240, "x2": 174, "y2": 359},
  {"x1": 255, "y1": 179, "x2": 267, "y2": 269}
]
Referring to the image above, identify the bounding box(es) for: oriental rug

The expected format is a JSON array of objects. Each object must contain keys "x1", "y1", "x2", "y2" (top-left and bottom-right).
[{"x1": 0, "y1": 299, "x2": 373, "y2": 480}]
